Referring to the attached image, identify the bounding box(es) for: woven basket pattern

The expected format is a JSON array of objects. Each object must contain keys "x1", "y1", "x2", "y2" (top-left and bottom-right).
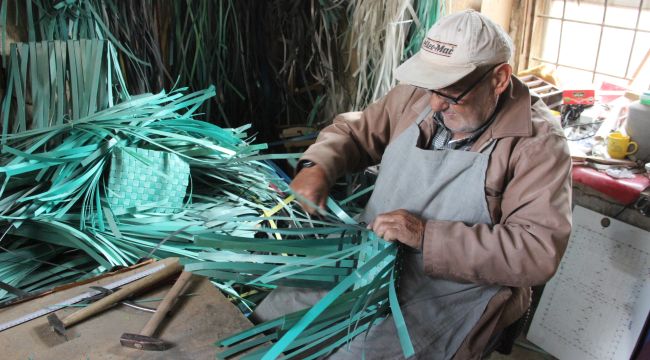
[{"x1": 107, "y1": 147, "x2": 189, "y2": 214}]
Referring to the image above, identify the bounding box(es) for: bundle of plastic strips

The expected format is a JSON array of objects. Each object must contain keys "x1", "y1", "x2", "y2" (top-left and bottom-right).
[{"x1": 0, "y1": 83, "x2": 414, "y2": 358}]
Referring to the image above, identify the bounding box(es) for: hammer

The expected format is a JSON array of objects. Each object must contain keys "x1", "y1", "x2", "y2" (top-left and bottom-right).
[
  {"x1": 120, "y1": 270, "x2": 193, "y2": 351},
  {"x1": 48, "y1": 259, "x2": 183, "y2": 339}
]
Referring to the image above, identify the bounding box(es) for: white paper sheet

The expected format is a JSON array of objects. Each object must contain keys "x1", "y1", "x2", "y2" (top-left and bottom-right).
[{"x1": 528, "y1": 206, "x2": 650, "y2": 360}]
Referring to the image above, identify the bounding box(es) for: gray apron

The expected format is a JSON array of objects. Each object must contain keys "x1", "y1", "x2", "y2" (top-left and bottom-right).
[{"x1": 254, "y1": 107, "x2": 501, "y2": 359}]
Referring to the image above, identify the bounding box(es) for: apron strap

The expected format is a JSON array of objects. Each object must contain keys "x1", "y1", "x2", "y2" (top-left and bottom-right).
[{"x1": 477, "y1": 137, "x2": 498, "y2": 154}]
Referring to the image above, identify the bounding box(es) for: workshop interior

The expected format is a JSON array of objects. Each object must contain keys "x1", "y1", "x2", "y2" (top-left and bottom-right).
[{"x1": 0, "y1": 1, "x2": 649, "y2": 359}]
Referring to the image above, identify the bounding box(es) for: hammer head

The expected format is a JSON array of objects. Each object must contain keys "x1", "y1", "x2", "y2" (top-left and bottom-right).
[
  {"x1": 120, "y1": 333, "x2": 172, "y2": 351},
  {"x1": 47, "y1": 313, "x2": 68, "y2": 340}
]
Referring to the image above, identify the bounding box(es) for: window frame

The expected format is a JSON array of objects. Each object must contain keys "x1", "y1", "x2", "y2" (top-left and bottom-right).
[{"x1": 525, "y1": 0, "x2": 649, "y2": 84}]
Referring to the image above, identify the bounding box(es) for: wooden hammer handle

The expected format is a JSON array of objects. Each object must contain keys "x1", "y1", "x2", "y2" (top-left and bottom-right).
[
  {"x1": 63, "y1": 260, "x2": 183, "y2": 328},
  {"x1": 140, "y1": 271, "x2": 193, "y2": 337}
]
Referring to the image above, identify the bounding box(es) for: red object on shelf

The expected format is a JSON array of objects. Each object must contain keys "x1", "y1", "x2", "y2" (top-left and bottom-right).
[
  {"x1": 598, "y1": 81, "x2": 628, "y2": 104},
  {"x1": 563, "y1": 89, "x2": 595, "y2": 105},
  {"x1": 572, "y1": 166, "x2": 650, "y2": 205}
]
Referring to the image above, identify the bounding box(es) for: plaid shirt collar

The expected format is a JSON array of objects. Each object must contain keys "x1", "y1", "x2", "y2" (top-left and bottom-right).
[{"x1": 430, "y1": 107, "x2": 499, "y2": 151}]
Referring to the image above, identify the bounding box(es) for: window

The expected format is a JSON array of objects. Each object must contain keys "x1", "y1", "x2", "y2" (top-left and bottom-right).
[{"x1": 528, "y1": 0, "x2": 650, "y2": 89}]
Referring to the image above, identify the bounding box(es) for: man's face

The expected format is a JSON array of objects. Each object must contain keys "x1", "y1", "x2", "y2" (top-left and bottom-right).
[{"x1": 428, "y1": 66, "x2": 500, "y2": 135}]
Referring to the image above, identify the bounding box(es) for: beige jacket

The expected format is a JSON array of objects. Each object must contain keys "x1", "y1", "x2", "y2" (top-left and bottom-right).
[{"x1": 302, "y1": 76, "x2": 572, "y2": 358}]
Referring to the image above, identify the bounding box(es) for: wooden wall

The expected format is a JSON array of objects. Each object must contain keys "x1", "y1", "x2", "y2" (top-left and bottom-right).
[{"x1": 445, "y1": 0, "x2": 533, "y2": 73}]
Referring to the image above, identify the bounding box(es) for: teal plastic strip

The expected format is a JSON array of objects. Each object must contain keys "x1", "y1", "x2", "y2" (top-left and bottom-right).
[
  {"x1": 389, "y1": 266, "x2": 415, "y2": 357},
  {"x1": 1, "y1": 45, "x2": 15, "y2": 143},
  {"x1": 217, "y1": 333, "x2": 278, "y2": 359},
  {"x1": 339, "y1": 185, "x2": 375, "y2": 206},
  {"x1": 26, "y1": 0, "x2": 35, "y2": 42},
  {"x1": 68, "y1": 40, "x2": 80, "y2": 120},
  {"x1": 0, "y1": 0, "x2": 6, "y2": 67},
  {"x1": 301, "y1": 322, "x2": 371, "y2": 360},
  {"x1": 47, "y1": 42, "x2": 57, "y2": 126},
  {"x1": 55, "y1": 41, "x2": 66, "y2": 126},
  {"x1": 36, "y1": 41, "x2": 48, "y2": 128},
  {"x1": 17, "y1": 43, "x2": 28, "y2": 130},
  {"x1": 28, "y1": 41, "x2": 39, "y2": 130},
  {"x1": 86, "y1": 39, "x2": 103, "y2": 115},
  {"x1": 327, "y1": 197, "x2": 358, "y2": 225}
]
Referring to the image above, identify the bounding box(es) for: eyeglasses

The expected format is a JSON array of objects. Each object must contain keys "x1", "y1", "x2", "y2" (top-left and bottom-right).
[{"x1": 430, "y1": 63, "x2": 501, "y2": 105}]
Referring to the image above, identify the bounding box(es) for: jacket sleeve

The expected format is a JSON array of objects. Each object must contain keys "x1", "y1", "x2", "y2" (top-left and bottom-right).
[
  {"x1": 300, "y1": 85, "x2": 419, "y2": 186},
  {"x1": 422, "y1": 130, "x2": 572, "y2": 287}
]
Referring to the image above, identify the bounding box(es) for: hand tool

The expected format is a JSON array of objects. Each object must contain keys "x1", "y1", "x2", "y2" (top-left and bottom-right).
[
  {"x1": 120, "y1": 270, "x2": 193, "y2": 351},
  {"x1": 89, "y1": 286, "x2": 156, "y2": 313},
  {"x1": 47, "y1": 259, "x2": 182, "y2": 339},
  {"x1": 572, "y1": 155, "x2": 639, "y2": 167},
  {"x1": 0, "y1": 259, "x2": 165, "y2": 333}
]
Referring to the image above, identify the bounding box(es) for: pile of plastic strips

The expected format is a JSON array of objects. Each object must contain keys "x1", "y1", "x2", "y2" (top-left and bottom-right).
[{"x1": 0, "y1": 87, "x2": 414, "y2": 358}]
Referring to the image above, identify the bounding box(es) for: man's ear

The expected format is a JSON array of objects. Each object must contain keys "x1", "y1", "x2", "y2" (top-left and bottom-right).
[{"x1": 493, "y1": 63, "x2": 513, "y2": 96}]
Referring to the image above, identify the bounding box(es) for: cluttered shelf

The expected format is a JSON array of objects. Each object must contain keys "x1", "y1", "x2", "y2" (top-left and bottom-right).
[{"x1": 523, "y1": 72, "x2": 650, "y2": 230}]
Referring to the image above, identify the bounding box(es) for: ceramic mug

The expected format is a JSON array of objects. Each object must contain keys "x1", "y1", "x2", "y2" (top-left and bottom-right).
[{"x1": 607, "y1": 132, "x2": 638, "y2": 159}]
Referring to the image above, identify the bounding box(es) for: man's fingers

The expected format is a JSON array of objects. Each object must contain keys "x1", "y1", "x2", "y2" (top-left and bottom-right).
[
  {"x1": 370, "y1": 216, "x2": 400, "y2": 232},
  {"x1": 289, "y1": 164, "x2": 330, "y2": 215},
  {"x1": 368, "y1": 209, "x2": 425, "y2": 249},
  {"x1": 372, "y1": 220, "x2": 400, "y2": 239},
  {"x1": 374, "y1": 227, "x2": 401, "y2": 242},
  {"x1": 372, "y1": 224, "x2": 398, "y2": 242}
]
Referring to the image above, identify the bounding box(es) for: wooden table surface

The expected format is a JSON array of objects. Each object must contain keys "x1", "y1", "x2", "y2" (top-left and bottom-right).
[{"x1": 0, "y1": 262, "x2": 256, "y2": 359}]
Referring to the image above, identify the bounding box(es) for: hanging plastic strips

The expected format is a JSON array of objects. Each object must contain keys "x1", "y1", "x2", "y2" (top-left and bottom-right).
[{"x1": 0, "y1": 39, "x2": 128, "y2": 140}]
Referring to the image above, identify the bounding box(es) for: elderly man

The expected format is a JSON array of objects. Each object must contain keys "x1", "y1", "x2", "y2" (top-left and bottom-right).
[{"x1": 257, "y1": 9, "x2": 572, "y2": 359}]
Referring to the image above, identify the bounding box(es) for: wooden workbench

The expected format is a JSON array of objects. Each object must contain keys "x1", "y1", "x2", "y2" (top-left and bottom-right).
[{"x1": 0, "y1": 261, "x2": 255, "y2": 359}]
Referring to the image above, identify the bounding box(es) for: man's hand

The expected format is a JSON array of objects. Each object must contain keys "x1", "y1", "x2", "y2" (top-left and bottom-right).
[
  {"x1": 290, "y1": 164, "x2": 330, "y2": 214},
  {"x1": 368, "y1": 209, "x2": 426, "y2": 250}
]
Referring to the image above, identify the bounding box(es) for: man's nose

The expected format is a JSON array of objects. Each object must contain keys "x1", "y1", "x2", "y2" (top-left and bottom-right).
[{"x1": 429, "y1": 94, "x2": 450, "y2": 112}]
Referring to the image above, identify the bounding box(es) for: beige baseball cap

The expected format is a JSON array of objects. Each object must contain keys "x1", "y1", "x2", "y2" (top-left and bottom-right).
[{"x1": 395, "y1": 9, "x2": 513, "y2": 90}]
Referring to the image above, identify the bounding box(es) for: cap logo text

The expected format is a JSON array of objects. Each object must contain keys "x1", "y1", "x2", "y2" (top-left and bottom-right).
[{"x1": 421, "y1": 38, "x2": 456, "y2": 57}]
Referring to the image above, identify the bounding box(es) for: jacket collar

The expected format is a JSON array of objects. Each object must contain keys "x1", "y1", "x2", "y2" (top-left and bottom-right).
[
  {"x1": 409, "y1": 75, "x2": 533, "y2": 139},
  {"x1": 487, "y1": 76, "x2": 533, "y2": 139}
]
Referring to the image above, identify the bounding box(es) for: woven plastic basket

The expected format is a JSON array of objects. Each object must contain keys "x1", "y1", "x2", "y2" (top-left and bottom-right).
[{"x1": 106, "y1": 147, "x2": 190, "y2": 215}]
